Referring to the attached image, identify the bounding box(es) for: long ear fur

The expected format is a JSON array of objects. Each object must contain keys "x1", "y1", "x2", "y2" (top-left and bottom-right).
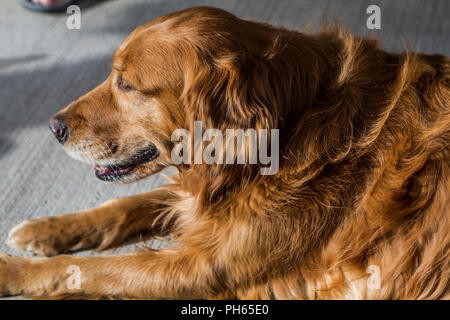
[
  {"x1": 180, "y1": 17, "x2": 329, "y2": 165},
  {"x1": 182, "y1": 38, "x2": 278, "y2": 131},
  {"x1": 180, "y1": 49, "x2": 275, "y2": 203}
]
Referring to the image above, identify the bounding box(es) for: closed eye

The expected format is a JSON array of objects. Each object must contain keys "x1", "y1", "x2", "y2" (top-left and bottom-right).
[{"x1": 117, "y1": 76, "x2": 133, "y2": 91}]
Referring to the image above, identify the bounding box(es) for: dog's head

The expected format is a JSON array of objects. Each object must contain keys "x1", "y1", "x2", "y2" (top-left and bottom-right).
[
  {"x1": 49, "y1": 9, "x2": 193, "y2": 182},
  {"x1": 49, "y1": 7, "x2": 319, "y2": 183}
]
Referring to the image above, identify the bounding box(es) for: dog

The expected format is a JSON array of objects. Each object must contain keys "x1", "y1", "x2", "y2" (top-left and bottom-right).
[{"x1": 1, "y1": 7, "x2": 449, "y2": 299}]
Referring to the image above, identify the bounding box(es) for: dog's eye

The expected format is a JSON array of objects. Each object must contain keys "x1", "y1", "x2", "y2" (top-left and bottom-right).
[{"x1": 117, "y1": 76, "x2": 133, "y2": 91}]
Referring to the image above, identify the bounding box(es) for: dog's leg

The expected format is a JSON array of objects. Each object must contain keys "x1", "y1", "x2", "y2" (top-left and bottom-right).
[
  {"x1": 0, "y1": 248, "x2": 227, "y2": 299},
  {"x1": 7, "y1": 188, "x2": 177, "y2": 256}
]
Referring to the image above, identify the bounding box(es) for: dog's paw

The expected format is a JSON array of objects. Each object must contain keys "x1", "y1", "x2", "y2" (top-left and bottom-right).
[
  {"x1": 7, "y1": 217, "x2": 75, "y2": 256},
  {"x1": 7, "y1": 214, "x2": 120, "y2": 256}
]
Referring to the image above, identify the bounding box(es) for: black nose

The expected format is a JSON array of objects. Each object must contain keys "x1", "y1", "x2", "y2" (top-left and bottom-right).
[{"x1": 49, "y1": 116, "x2": 68, "y2": 143}]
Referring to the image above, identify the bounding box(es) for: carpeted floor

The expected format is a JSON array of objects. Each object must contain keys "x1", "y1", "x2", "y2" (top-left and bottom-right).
[{"x1": 0, "y1": 0, "x2": 448, "y2": 298}]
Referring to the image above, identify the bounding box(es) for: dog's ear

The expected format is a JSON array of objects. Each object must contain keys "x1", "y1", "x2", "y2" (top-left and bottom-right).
[{"x1": 182, "y1": 48, "x2": 279, "y2": 132}]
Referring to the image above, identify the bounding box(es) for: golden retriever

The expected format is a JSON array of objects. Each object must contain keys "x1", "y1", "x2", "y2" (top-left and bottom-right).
[{"x1": 1, "y1": 7, "x2": 449, "y2": 299}]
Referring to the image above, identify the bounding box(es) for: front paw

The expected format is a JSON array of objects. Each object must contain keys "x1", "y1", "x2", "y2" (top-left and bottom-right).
[
  {"x1": 7, "y1": 214, "x2": 118, "y2": 256},
  {"x1": 7, "y1": 215, "x2": 99, "y2": 257},
  {"x1": 7, "y1": 218, "x2": 67, "y2": 256}
]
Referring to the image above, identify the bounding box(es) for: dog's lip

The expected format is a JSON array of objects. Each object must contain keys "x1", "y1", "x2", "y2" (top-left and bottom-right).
[
  {"x1": 93, "y1": 165, "x2": 135, "y2": 181},
  {"x1": 93, "y1": 145, "x2": 159, "y2": 181}
]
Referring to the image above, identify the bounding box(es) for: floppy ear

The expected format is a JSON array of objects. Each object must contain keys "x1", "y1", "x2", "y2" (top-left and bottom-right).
[
  {"x1": 179, "y1": 46, "x2": 285, "y2": 200},
  {"x1": 182, "y1": 49, "x2": 279, "y2": 132}
]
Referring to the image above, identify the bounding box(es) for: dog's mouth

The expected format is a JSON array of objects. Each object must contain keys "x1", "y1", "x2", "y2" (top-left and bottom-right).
[{"x1": 93, "y1": 144, "x2": 159, "y2": 182}]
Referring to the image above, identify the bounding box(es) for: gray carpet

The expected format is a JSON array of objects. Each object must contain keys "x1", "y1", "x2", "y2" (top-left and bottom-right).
[{"x1": 0, "y1": 0, "x2": 448, "y2": 298}]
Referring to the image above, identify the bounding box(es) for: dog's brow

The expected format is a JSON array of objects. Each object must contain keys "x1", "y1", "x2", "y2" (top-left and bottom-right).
[{"x1": 112, "y1": 50, "x2": 125, "y2": 72}]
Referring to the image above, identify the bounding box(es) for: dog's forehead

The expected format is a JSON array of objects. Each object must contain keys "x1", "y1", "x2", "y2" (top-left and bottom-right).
[
  {"x1": 113, "y1": 30, "x2": 160, "y2": 71},
  {"x1": 117, "y1": 7, "x2": 230, "y2": 54},
  {"x1": 113, "y1": 36, "x2": 168, "y2": 76},
  {"x1": 117, "y1": 15, "x2": 182, "y2": 54}
]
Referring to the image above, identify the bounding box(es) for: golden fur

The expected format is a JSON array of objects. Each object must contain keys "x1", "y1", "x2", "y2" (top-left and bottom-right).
[{"x1": 1, "y1": 7, "x2": 449, "y2": 299}]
